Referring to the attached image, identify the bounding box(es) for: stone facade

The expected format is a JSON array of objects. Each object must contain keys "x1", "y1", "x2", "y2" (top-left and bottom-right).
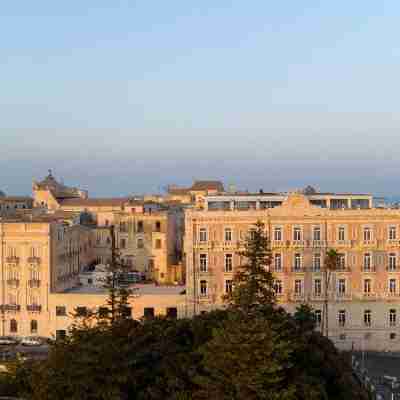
[
  {"x1": 0, "y1": 216, "x2": 186, "y2": 338},
  {"x1": 184, "y1": 193, "x2": 400, "y2": 351}
]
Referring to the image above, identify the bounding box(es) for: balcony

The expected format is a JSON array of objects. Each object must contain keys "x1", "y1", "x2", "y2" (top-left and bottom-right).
[
  {"x1": 362, "y1": 240, "x2": 377, "y2": 247},
  {"x1": 6, "y1": 256, "x2": 19, "y2": 264},
  {"x1": 222, "y1": 241, "x2": 235, "y2": 248},
  {"x1": 334, "y1": 292, "x2": 352, "y2": 301},
  {"x1": 360, "y1": 292, "x2": 378, "y2": 301},
  {"x1": 336, "y1": 266, "x2": 351, "y2": 273},
  {"x1": 362, "y1": 266, "x2": 376, "y2": 273},
  {"x1": 311, "y1": 240, "x2": 327, "y2": 248},
  {"x1": 6, "y1": 279, "x2": 19, "y2": 288},
  {"x1": 271, "y1": 240, "x2": 285, "y2": 248},
  {"x1": 27, "y1": 256, "x2": 41, "y2": 265},
  {"x1": 1, "y1": 304, "x2": 21, "y2": 312},
  {"x1": 384, "y1": 292, "x2": 400, "y2": 299},
  {"x1": 27, "y1": 305, "x2": 42, "y2": 312},
  {"x1": 290, "y1": 240, "x2": 306, "y2": 248},
  {"x1": 386, "y1": 266, "x2": 399, "y2": 273},
  {"x1": 28, "y1": 279, "x2": 41, "y2": 288},
  {"x1": 291, "y1": 266, "x2": 306, "y2": 273},
  {"x1": 335, "y1": 240, "x2": 352, "y2": 247},
  {"x1": 387, "y1": 239, "x2": 400, "y2": 246},
  {"x1": 289, "y1": 292, "x2": 305, "y2": 302},
  {"x1": 310, "y1": 293, "x2": 325, "y2": 301}
]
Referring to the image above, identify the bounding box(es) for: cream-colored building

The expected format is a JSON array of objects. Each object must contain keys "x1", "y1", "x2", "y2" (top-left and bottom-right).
[
  {"x1": 184, "y1": 192, "x2": 400, "y2": 351},
  {"x1": 0, "y1": 213, "x2": 186, "y2": 339},
  {"x1": 32, "y1": 172, "x2": 183, "y2": 284}
]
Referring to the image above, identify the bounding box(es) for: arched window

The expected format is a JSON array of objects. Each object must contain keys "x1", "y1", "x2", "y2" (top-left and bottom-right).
[
  {"x1": 10, "y1": 319, "x2": 17, "y2": 333},
  {"x1": 31, "y1": 320, "x2": 38, "y2": 334}
]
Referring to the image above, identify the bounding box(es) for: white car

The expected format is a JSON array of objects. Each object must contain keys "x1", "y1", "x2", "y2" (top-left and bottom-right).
[{"x1": 20, "y1": 336, "x2": 42, "y2": 346}]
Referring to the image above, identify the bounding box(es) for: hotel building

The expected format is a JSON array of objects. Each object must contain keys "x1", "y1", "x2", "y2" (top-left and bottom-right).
[{"x1": 184, "y1": 191, "x2": 400, "y2": 351}]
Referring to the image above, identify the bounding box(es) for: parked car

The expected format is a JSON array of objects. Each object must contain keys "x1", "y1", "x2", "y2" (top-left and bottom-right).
[
  {"x1": 0, "y1": 336, "x2": 19, "y2": 346},
  {"x1": 20, "y1": 336, "x2": 43, "y2": 346}
]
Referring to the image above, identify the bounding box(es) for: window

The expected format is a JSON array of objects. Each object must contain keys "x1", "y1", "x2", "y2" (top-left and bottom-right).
[
  {"x1": 364, "y1": 279, "x2": 371, "y2": 294},
  {"x1": 363, "y1": 227, "x2": 372, "y2": 241},
  {"x1": 294, "y1": 253, "x2": 302, "y2": 271},
  {"x1": 155, "y1": 221, "x2": 161, "y2": 232},
  {"x1": 249, "y1": 229, "x2": 256, "y2": 241},
  {"x1": 390, "y1": 309, "x2": 397, "y2": 327},
  {"x1": 200, "y1": 280, "x2": 208, "y2": 296},
  {"x1": 56, "y1": 306, "x2": 67, "y2": 316},
  {"x1": 294, "y1": 280, "x2": 302, "y2": 295},
  {"x1": 225, "y1": 280, "x2": 233, "y2": 294},
  {"x1": 363, "y1": 253, "x2": 372, "y2": 271},
  {"x1": 155, "y1": 239, "x2": 162, "y2": 249},
  {"x1": 274, "y1": 253, "x2": 282, "y2": 271},
  {"x1": 389, "y1": 279, "x2": 397, "y2": 294},
  {"x1": 144, "y1": 307, "x2": 155, "y2": 319},
  {"x1": 293, "y1": 227, "x2": 302, "y2": 241},
  {"x1": 225, "y1": 254, "x2": 233, "y2": 272},
  {"x1": 389, "y1": 253, "x2": 397, "y2": 271},
  {"x1": 338, "y1": 253, "x2": 346, "y2": 270},
  {"x1": 314, "y1": 310, "x2": 322, "y2": 326},
  {"x1": 364, "y1": 310, "x2": 371, "y2": 326},
  {"x1": 390, "y1": 333, "x2": 397, "y2": 340},
  {"x1": 274, "y1": 280, "x2": 283, "y2": 295},
  {"x1": 314, "y1": 279, "x2": 321, "y2": 296},
  {"x1": 199, "y1": 254, "x2": 208, "y2": 273},
  {"x1": 137, "y1": 238, "x2": 144, "y2": 249},
  {"x1": 10, "y1": 319, "x2": 17, "y2": 333},
  {"x1": 338, "y1": 310, "x2": 346, "y2": 327},
  {"x1": 76, "y1": 307, "x2": 87, "y2": 317},
  {"x1": 313, "y1": 227, "x2": 321, "y2": 241},
  {"x1": 30, "y1": 320, "x2": 38, "y2": 334},
  {"x1": 120, "y1": 239, "x2": 126, "y2": 249},
  {"x1": 338, "y1": 227, "x2": 345, "y2": 241},
  {"x1": 313, "y1": 253, "x2": 321, "y2": 271},
  {"x1": 224, "y1": 228, "x2": 232, "y2": 242},
  {"x1": 199, "y1": 228, "x2": 207, "y2": 242},
  {"x1": 338, "y1": 279, "x2": 346, "y2": 295},
  {"x1": 389, "y1": 226, "x2": 397, "y2": 240},
  {"x1": 274, "y1": 227, "x2": 282, "y2": 241},
  {"x1": 137, "y1": 221, "x2": 144, "y2": 232}
]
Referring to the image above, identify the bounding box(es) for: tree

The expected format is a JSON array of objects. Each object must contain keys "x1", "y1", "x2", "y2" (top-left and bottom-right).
[
  {"x1": 196, "y1": 311, "x2": 296, "y2": 400},
  {"x1": 225, "y1": 221, "x2": 275, "y2": 312},
  {"x1": 101, "y1": 224, "x2": 132, "y2": 324},
  {"x1": 322, "y1": 249, "x2": 339, "y2": 337},
  {"x1": 293, "y1": 303, "x2": 316, "y2": 334}
]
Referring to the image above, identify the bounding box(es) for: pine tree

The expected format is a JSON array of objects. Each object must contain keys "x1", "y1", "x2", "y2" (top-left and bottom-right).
[
  {"x1": 101, "y1": 224, "x2": 133, "y2": 324},
  {"x1": 225, "y1": 220, "x2": 275, "y2": 312}
]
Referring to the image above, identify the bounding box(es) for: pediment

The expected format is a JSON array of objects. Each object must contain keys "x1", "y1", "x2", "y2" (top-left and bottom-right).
[{"x1": 268, "y1": 193, "x2": 327, "y2": 217}]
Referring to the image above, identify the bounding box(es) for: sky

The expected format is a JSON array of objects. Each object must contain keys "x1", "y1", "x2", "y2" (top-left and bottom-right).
[{"x1": 1, "y1": 1, "x2": 400, "y2": 197}]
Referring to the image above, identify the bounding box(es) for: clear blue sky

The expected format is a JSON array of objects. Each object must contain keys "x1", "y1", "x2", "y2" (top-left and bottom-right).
[{"x1": 1, "y1": 1, "x2": 400, "y2": 196}]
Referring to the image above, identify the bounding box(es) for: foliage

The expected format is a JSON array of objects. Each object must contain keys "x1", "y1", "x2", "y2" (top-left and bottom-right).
[
  {"x1": 225, "y1": 220, "x2": 275, "y2": 311},
  {"x1": 1, "y1": 306, "x2": 369, "y2": 400}
]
